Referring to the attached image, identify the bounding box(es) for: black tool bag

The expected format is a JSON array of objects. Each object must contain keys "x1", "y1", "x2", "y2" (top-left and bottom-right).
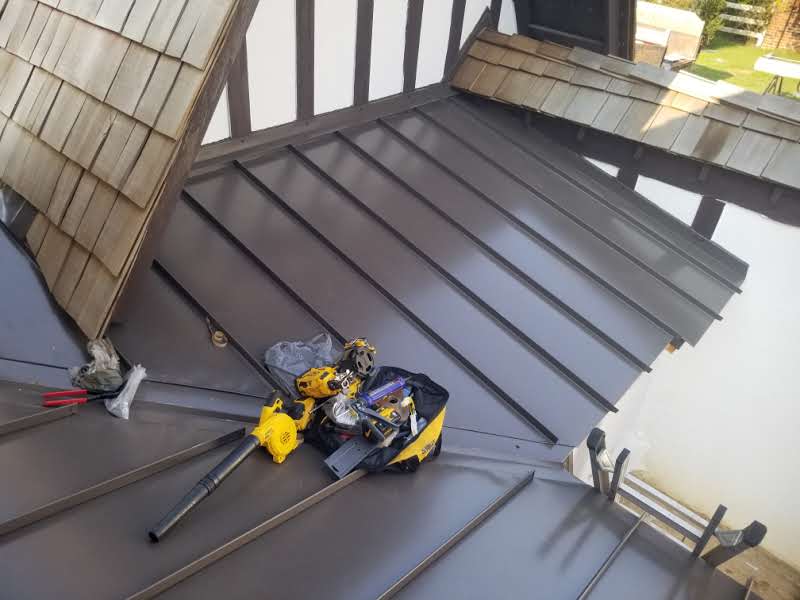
[{"x1": 309, "y1": 366, "x2": 448, "y2": 473}]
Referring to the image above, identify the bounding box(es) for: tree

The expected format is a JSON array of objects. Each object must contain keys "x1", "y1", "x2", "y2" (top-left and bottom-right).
[{"x1": 695, "y1": 0, "x2": 727, "y2": 46}]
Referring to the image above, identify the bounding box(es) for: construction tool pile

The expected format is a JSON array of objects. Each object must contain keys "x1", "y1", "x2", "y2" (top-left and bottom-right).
[{"x1": 148, "y1": 336, "x2": 448, "y2": 541}]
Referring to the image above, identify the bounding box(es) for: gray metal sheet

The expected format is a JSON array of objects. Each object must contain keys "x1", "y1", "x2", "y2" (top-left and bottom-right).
[
  {"x1": 0, "y1": 442, "x2": 334, "y2": 600},
  {"x1": 298, "y1": 136, "x2": 641, "y2": 405},
  {"x1": 0, "y1": 381, "x2": 45, "y2": 423},
  {"x1": 135, "y1": 381, "x2": 265, "y2": 423},
  {"x1": 383, "y1": 111, "x2": 716, "y2": 345},
  {"x1": 0, "y1": 401, "x2": 238, "y2": 525},
  {"x1": 397, "y1": 476, "x2": 638, "y2": 599},
  {"x1": 185, "y1": 167, "x2": 552, "y2": 449},
  {"x1": 451, "y1": 97, "x2": 749, "y2": 287},
  {"x1": 110, "y1": 266, "x2": 270, "y2": 398},
  {"x1": 245, "y1": 151, "x2": 607, "y2": 445},
  {"x1": 342, "y1": 122, "x2": 671, "y2": 368},
  {"x1": 160, "y1": 452, "x2": 533, "y2": 600},
  {"x1": 0, "y1": 357, "x2": 72, "y2": 389},
  {"x1": 588, "y1": 519, "x2": 755, "y2": 600},
  {"x1": 162, "y1": 189, "x2": 330, "y2": 368},
  {"x1": 415, "y1": 104, "x2": 734, "y2": 313},
  {"x1": 0, "y1": 226, "x2": 86, "y2": 368}
]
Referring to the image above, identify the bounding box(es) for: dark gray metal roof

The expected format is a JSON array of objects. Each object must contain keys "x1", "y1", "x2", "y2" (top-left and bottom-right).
[
  {"x1": 0, "y1": 382, "x2": 753, "y2": 600},
  {"x1": 104, "y1": 95, "x2": 742, "y2": 451},
  {"x1": 0, "y1": 91, "x2": 752, "y2": 599}
]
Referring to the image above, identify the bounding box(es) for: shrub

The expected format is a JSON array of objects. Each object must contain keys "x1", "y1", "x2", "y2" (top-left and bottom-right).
[
  {"x1": 695, "y1": 0, "x2": 727, "y2": 46},
  {"x1": 729, "y1": 0, "x2": 774, "y2": 33}
]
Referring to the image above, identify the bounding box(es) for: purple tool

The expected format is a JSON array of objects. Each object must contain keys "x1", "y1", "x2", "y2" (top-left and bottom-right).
[{"x1": 361, "y1": 377, "x2": 406, "y2": 406}]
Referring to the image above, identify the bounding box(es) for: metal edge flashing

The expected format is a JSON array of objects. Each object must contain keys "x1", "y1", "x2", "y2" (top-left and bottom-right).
[
  {"x1": 192, "y1": 84, "x2": 458, "y2": 174},
  {"x1": 377, "y1": 469, "x2": 535, "y2": 599},
  {"x1": 126, "y1": 470, "x2": 367, "y2": 600},
  {"x1": 0, "y1": 428, "x2": 246, "y2": 537},
  {"x1": 0, "y1": 403, "x2": 77, "y2": 438},
  {"x1": 232, "y1": 159, "x2": 560, "y2": 444},
  {"x1": 576, "y1": 512, "x2": 648, "y2": 600}
]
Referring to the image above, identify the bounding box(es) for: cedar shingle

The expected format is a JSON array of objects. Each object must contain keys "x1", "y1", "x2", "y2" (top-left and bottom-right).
[
  {"x1": 498, "y1": 49, "x2": 528, "y2": 70},
  {"x1": 614, "y1": 99, "x2": 660, "y2": 141},
  {"x1": 522, "y1": 77, "x2": 557, "y2": 111},
  {"x1": 507, "y1": 34, "x2": 540, "y2": 55},
  {"x1": 540, "y1": 81, "x2": 579, "y2": 117},
  {"x1": 452, "y1": 57, "x2": 486, "y2": 90},
  {"x1": 543, "y1": 61, "x2": 575, "y2": 82},
  {"x1": 564, "y1": 88, "x2": 609, "y2": 125},
  {"x1": 495, "y1": 71, "x2": 536, "y2": 105},
  {"x1": 520, "y1": 55, "x2": 549, "y2": 76},
  {"x1": 470, "y1": 64, "x2": 511, "y2": 97}
]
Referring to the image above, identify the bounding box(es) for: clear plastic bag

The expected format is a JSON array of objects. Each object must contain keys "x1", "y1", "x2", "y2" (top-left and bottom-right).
[
  {"x1": 105, "y1": 365, "x2": 147, "y2": 420},
  {"x1": 69, "y1": 338, "x2": 124, "y2": 392},
  {"x1": 264, "y1": 333, "x2": 341, "y2": 398}
]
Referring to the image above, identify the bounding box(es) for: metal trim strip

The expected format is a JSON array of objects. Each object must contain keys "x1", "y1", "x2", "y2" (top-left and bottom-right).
[
  {"x1": 126, "y1": 470, "x2": 366, "y2": 600},
  {"x1": 377, "y1": 470, "x2": 535, "y2": 599},
  {"x1": 0, "y1": 428, "x2": 246, "y2": 537},
  {"x1": 0, "y1": 403, "x2": 77, "y2": 438}
]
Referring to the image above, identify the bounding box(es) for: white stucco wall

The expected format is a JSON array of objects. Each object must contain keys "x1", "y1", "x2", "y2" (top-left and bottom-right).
[
  {"x1": 203, "y1": 0, "x2": 517, "y2": 142},
  {"x1": 574, "y1": 191, "x2": 800, "y2": 569}
]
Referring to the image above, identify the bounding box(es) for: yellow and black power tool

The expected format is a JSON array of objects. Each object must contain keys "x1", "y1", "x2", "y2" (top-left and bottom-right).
[
  {"x1": 147, "y1": 338, "x2": 448, "y2": 540},
  {"x1": 148, "y1": 338, "x2": 377, "y2": 541},
  {"x1": 148, "y1": 389, "x2": 313, "y2": 541}
]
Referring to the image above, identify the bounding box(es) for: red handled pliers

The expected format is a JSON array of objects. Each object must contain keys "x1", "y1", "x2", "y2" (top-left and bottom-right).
[{"x1": 41, "y1": 388, "x2": 120, "y2": 407}]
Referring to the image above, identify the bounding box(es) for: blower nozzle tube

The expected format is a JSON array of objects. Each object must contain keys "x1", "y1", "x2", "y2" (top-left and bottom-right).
[{"x1": 148, "y1": 434, "x2": 261, "y2": 542}]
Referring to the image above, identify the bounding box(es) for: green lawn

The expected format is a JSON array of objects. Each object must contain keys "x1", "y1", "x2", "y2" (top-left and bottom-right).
[{"x1": 688, "y1": 33, "x2": 800, "y2": 97}]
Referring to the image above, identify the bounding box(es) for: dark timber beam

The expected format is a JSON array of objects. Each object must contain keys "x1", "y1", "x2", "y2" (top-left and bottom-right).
[
  {"x1": 296, "y1": 0, "x2": 315, "y2": 119},
  {"x1": 616, "y1": 164, "x2": 639, "y2": 189},
  {"x1": 528, "y1": 113, "x2": 800, "y2": 228},
  {"x1": 607, "y1": 0, "x2": 620, "y2": 56},
  {"x1": 444, "y1": 0, "x2": 466, "y2": 75},
  {"x1": 112, "y1": 0, "x2": 260, "y2": 325},
  {"x1": 226, "y1": 44, "x2": 251, "y2": 137},
  {"x1": 490, "y1": 0, "x2": 502, "y2": 27},
  {"x1": 692, "y1": 196, "x2": 725, "y2": 239},
  {"x1": 192, "y1": 83, "x2": 457, "y2": 174},
  {"x1": 353, "y1": 0, "x2": 374, "y2": 105},
  {"x1": 403, "y1": 0, "x2": 424, "y2": 93},
  {"x1": 443, "y1": 7, "x2": 492, "y2": 81},
  {"x1": 512, "y1": 0, "x2": 530, "y2": 38}
]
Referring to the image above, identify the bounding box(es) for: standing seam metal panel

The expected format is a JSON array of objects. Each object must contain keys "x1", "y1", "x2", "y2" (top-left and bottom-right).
[
  {"x1": 244, "y1": 152, "x2": 609, "y2": 444},
  {"x1": 413, "y1": 106, "x2": 736, "y2": 312},
  {"x1": 381, "y1": 114, "x2": 716, "y2": 345},
  {"x1": 184, "y1": 167, "x2": 552, "y2": 445},
  {"x1": 296, "y1": 135, "x2": 641, "y2": 405},
  {"x1": 341, "y1": 123, "x2": 673, "y2": 366},
  {"x1": 450, "y1": 97, "x2": 749, "y2": 288}
]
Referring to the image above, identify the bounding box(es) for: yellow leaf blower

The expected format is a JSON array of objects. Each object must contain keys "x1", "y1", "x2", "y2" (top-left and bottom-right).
[{"x1": 148, "y1": 389, "x2": 309, "y2": 542}]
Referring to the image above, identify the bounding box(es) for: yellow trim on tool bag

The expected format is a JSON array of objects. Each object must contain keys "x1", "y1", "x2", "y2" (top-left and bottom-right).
[{"x1": 388, "y1": 408, "x2": 446, "y2": 465}]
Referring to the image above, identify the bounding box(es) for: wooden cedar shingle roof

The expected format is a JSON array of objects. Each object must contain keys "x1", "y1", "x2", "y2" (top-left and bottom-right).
[
  {"x1": 0, "y1": 0, "x2": 237, "y2": 338},
  {"x1": 453, "y1": 29, "x2": 800, "y2": 192}
]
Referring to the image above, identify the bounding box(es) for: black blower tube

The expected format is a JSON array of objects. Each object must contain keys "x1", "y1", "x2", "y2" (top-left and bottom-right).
[{"x1": 148, "y1": 434, "x2": 261, "y2": 542}]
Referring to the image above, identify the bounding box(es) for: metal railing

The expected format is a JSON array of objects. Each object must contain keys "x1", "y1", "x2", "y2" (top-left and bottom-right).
[
  {"x1": 587, "y1": 427, "x2": 767, "y2": 567},
  {"x1": 721, "y1": 1, "x2": 768, "y2": 45}
]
